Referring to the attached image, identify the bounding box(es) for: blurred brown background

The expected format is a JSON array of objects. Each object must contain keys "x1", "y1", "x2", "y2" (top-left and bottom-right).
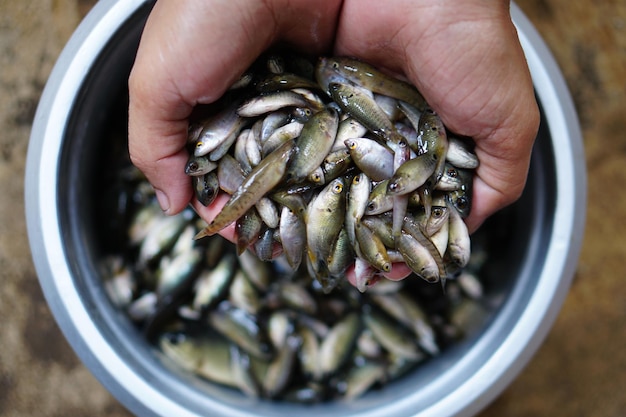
[{"x1": 1, "y1": 0, "x2": 624, "y2": 416}]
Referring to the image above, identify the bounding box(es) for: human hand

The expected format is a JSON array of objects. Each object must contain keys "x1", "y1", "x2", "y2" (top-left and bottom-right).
[
  {"x1": 128, "y1": 0, "x2": 343, "y2": 224},
  {"x1": 334, "y1": 0, "x2": 540, "y2": 233},
  {"x1": 128, "y1": 0, "x2": 539, "y2": 279}
]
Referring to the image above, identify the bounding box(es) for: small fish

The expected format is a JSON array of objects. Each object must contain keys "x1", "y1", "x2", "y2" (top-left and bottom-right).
[
  {"x1": 341, "y1": 360, "x2": 387, "y2": 401},
  {"x1": 192, "y1": 253, "x2": 237, "y2": 311},
  {"x1": 396, "y1": 232, "x2": 440, "y2": 283},
  {"x1": 263, "y1": 334, "x2": 302, "y2": 398},
  {"x1": 447, "y1": 185, "x2": 473, "y2": 218},
  {"x1": 402, "y1": 213, "x2": 447, "y2": 280},
  {"x1": 363, "y1": 307, "x2": 423, "y2": 361},
  {"x1": 322, "y1": 148, "x2": 352, "y2": 182},
  {"x1": 194, "y1": 102, "x2": 248, "y2": 157},
  {"x1": 329, "y1": 82, "x2": 405, "y2": 143},
  {"x1": 365, "y1": 180, "x2": 394, "y2": 215},
  {"x1": 446, "y1": 136, "x2": 480, "y2": 169},
  {"x1": 297, "y1": 326, "x2": 322, "y2": 381},
  {"x1": 216, "y1": 154, "x2": 245, "y2": 194},
  {"x1": 237, "y1": 90, "x2": 312, "y2": 117},
  {"x1": 386, "y1": 152, "x2": 438, "y2": 196},
  {"x1": 326, "y1": 228, "x2": 355, "y2": 278},
  {"x1": 185, "y1": 154, "x2": 218, "y2": 176},
  {"x1": 435, "y1": 163, "x2": 463, "y2": 191},
  {"x1": 138, "y1": 210, "x2": 192, "y2": 265},
  {"x1": 235, "y1": 208, "x2": 262, "y2": 254},
  {"x1": 193, "y1": 171, "x2": 220, "y2": 207},
  {"x1": 355, "y1": 222, "x2": 392, "y2": 273},
  {"x1": 279, "y1": 206, "x2": 306, "y2": 270},
  {"x1": 253, "y1": 227, "x2": 275, "y2": 262},
  {"x1": 345, "y1": 173, "x2": 371, "y2": 250},
  {"x1": 305, "y1": 177, "x2": 347, "y2": 279},
  {"x1": 286, "y1": 107, "x2": 339, "y2": 183},
  {"x1": 361, "y1": 214, "x2": 395, "y2": 249},
  {"x1": 332, "y1": 117, "x2": 368, "y2": 152},
  {"x1": 262, "y1": 120, "x2": 304, "y2": 156},
  {"x1": 208, "y1": 302, "x2": 273, "y2": 360},
  {"x1": 260, "y1": 110, "x2": 291, "y2": 143},
  {"x1": 278, "y1": 282, "x2": 318, "y2": 315},
  {"x1": 417, "y1": 110, "x2": 448, "y2": 183},
  {"x1": 230, "y1": 345, "x2": 261, "y2": 398},
  {"x1": 316, "y1": 56, "x2": 428, "y2": 111},
  {"x1": 156, "y1": 247, "x2": 203, "y2": 299},
  {"x1": 344, "y1": 137, "x2": 394, "y2": 181},
  {"x1": 270, "y1": 190, "x2": 308, "y2": 221},
  {"x1": 228, "y1": 269, "x2": 263, "y2": 315},
  {"x1": 319, "y1": 312, "x2": 360, "y2": 378},
  {"x1": 446, "y1": 200, "x2": 471, "y2": 268},
  {"x1": 255, "y1": 197, "x2": 280, "y2": 229},
  {"x1": 256, "y1": 72, "x2": 322, "y2": 93},
  {"x1": 353, "y1": 256, "x2": 378, "y2": 293},
  {"x1": 195, "y1": 140, "x2": 295, "y2": 239}
]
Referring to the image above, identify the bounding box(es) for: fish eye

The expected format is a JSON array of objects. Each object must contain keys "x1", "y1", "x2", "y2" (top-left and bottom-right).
[
  {"x1": 353, "y1": 176, "x2": 361, "y2": 185},
  {"x1": 195, "y1": 141, "x2": 203, "y2": 148},
  {"x1": 432, "y1": 207, "x2": 444, "y2": 218},
  {"x1": 333, "y1": 183, "x2": 343, "y2": 193},
  {"x1": 456, "y1": 196, "x2": 469, "y2": 209},
  {"x1": 189, "y1": 162, "x2": 198, "y2": 171},
  {"x1": 447, "y1": 168, "x2": 458, "y2": 178}
]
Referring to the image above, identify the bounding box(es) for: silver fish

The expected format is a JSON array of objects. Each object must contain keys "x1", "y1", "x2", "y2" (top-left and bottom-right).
[
  {"x1": 316, "y1": 56, "x2": 428, "y2": 111},
  {"x1": 194, "y1": 102, "x2": 247, "y2": 157},
  {"x1": 319, "y1": 312, "x2": 360, "y2": 378},
  {"x1": 237, "y1": 90, "x2": 311, "y2": 117},
  {"x1": 345, "y1": 137, "x2": 394, "y2": 181},
  {"x1": 446, "y1": 201, "x2": 471, "y2": 268},
  {"x1": 286, "y1": 107, "x2": 339, "y2": 182},
  {"x1": 306, "y1": 177, "x2": 346, "y2": 280},
  {"x1": 196, "y1": 140, "x2": 295, "y2": 239},
  {"x1": 329, "y1": 82, "x2": 405, "y2": 143},
  {"x1": 447, "y1": 136, "x2": 479, "y2": 169},
  {"x1": 279, "y1": 206, "x2": 306, "y2": 270},
  {"x1": 185, "y1": 154, "x2": 218, "y2": 176}
]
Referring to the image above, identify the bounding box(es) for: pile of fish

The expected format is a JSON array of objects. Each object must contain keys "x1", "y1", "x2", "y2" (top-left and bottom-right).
[
  {"x1": 99, "y1": 51, "x2": 491, "y2": 403},
  {"x1": 187, "y1": 52, "x2": 479, "y2": 292},
  {"x1": 102, "y1": 186, "x2": 490, "y2": 402}
]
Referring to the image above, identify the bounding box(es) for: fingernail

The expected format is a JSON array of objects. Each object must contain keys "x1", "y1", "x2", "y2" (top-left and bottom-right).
[{"x1": 155, "y1": 189, "x2": 170, "y2": 213}]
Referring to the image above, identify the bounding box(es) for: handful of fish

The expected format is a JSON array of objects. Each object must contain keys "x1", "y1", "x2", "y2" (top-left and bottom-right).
[{"x1": 189, "y1": 52, "x2": 478, "y2": 292}]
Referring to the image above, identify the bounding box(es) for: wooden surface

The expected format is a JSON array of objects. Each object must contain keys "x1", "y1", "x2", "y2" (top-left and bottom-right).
[{"x1": 0, "y1": 1, "x2": 624, "y2": 416}]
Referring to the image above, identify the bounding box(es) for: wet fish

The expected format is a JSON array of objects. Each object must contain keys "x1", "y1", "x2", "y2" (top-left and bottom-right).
[
  {"x1": 306, "y1": 177, "x2": 347, "y2": 279},
  {"x1": 194, "y1": 102, "x2": 247, "y2": 157},
  {"x1": 329, "y1": 82, "x2": 405, "y2": 143},
  {"x1": 316, "y1": 56, "x2": 428, "y2": 111},
  {"x1": 286, "y1": 107, "x2": 339, "y2": 183},
  {"x1": 344, "y1": 137, "x2": 394, "y2": 181},
  {"x1": 195, "y1": 140, "x2": 295, "y2": 239}
]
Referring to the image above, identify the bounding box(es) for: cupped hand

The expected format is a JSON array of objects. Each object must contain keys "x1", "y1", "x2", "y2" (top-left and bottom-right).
[
  {"x1": 128, "y1": 0, "x2": 539, "y2": 278},
  {"x1": 334, "y1": 0, "x2": 540, "y2": 233}
]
